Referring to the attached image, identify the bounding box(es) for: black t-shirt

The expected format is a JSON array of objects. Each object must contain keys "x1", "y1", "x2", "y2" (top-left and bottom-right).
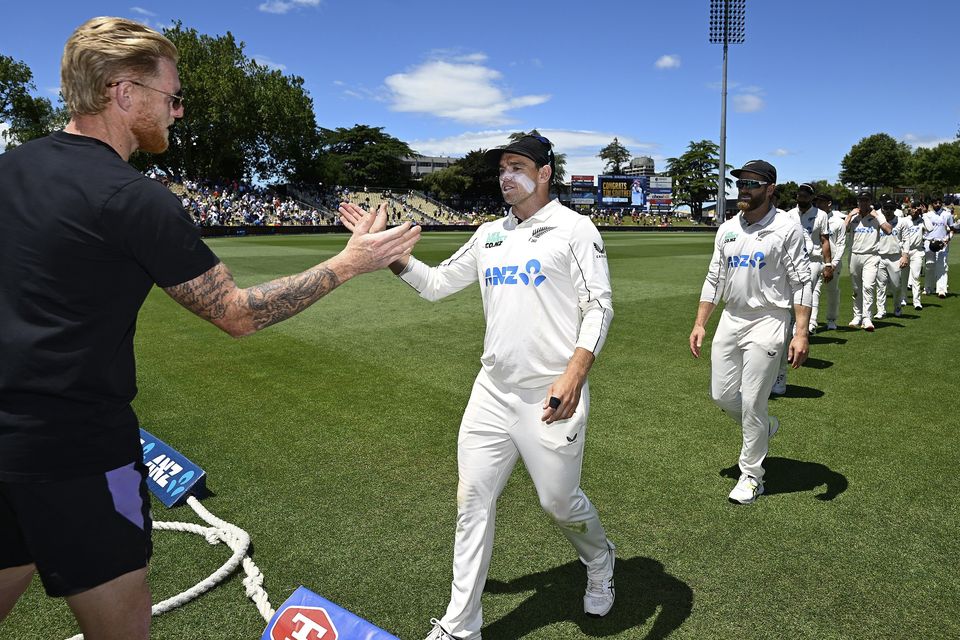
[{"x1": 0, "y1": 131, "x2": 219, "y2": 481}]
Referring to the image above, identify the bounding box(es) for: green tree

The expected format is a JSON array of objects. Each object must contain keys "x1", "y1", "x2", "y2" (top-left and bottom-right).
[
  {"x1": 146, "y1": 22, "x2": 319, "y2": 183},
  {"x1": 839, "y1": 133, "x2": 911, "y2": 191},
  {"x1": 599, "y1": 137, "x2": 631, "y2": 174},
  {"x1": 666, "y1": 140, "x2": 728, "y2": 222},
  {"x1": 1, "y1": 55, "x2": 67, "y2": 148},
  {"x1": 454, "y1": 149, "x2": 501, "y2": 200},
  {"x1": 420, "y1": 164, "x2": 472, "y2": 201},
  {"x1": 319, "y1": 124, "x2": 414, "y2": 188},
  {"x1": 906, "y1": 141, "x2": 960, "y2": 198}
]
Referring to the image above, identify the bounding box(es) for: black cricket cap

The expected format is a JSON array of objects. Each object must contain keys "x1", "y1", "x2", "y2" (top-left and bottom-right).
[
  {"x1": 798, "y1": 182, "x2": 816, "y2": 194},
  {"x1": 731, "y1": 159, "x2": 777, "y2": 183},
  {"x1": 485, "y1": 135, "x2": 555, "y2": 170},
  {"x1": 857, "y1": 190, "x2": 872, "y2": 199},
  {"x1": 814, "y1": 192, "x2": 833, "y2": 202}
]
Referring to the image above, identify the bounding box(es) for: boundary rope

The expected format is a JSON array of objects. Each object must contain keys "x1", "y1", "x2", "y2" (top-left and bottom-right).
[{"x1": 65, "y1": 495, "x2": 274, "y2": 640}]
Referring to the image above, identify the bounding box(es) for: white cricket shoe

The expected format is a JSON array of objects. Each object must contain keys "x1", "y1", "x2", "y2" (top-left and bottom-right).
[
  {"x1": 729, "y1": 474, "x2": 764, "y2": 504},
  {"x1": 584, "y1": 542, "x2": 616, "y2": 617},
  {"x1": 808, "y1": 323, "x2": 817, "y2": 335},
  {"x1": 862, "y1": 321, "x2": 875, "y2": 332},
  {"x1": 826, "y1": 321, "x2": 838, "y2": 330},
  {"x1": 768, "y1": 415, "x2": 780, "y2": 439},
  {"x1": 848, "y1": 317, "x2": 862, "y2": 328},
  {"x1": 770, "y1": 373, "x2": 786, "y2": 395},
  {"x1": 424, "y1": 619, "x2": 457, "y2": 640},
  {"x1": 874, "y1": 311, "x2": 885, "y2": 319}
]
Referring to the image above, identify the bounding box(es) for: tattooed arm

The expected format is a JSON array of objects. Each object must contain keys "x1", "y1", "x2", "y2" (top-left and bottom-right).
[{"x1": 164, "y1": 210, "x2": 420, "y2": 337}]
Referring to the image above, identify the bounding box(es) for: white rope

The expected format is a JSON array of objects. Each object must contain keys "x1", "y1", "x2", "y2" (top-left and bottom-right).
[{"x1": 65, "y1": 495, "x2": 274, "y2": 640}]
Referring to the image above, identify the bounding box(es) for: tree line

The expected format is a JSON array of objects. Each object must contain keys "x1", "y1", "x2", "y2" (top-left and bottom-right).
[{"x1": 3, "y1": 24, "x2": 959, "y2": 209}]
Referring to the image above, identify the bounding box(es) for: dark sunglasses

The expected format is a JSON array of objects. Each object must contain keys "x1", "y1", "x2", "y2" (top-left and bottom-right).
[
  {"x1": 735, "y1": 179, "x2": 769, "y2": 190},
  {"x1": 107, "y1": 79, "x2": 184, "y2": 109}
]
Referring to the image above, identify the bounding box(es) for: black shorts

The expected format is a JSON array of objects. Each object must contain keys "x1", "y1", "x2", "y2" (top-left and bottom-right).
[{"x1": 0, "y1": 461, "x2": 153, "y2": 597}]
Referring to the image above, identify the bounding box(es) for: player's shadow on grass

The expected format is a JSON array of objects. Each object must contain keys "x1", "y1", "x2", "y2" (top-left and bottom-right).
[
  {"x1": 483, "y1": 556, "x2": 692, "y2": 639},
  {"x1": 809, "y1": 335, "x2": 847, "y2": 345},
  {"x1": 721, "y1": 457, "x2": 847, "y2": 501},
  {"x1": 802, "y1": 357, "x2": 833, "y2": 369},
  {"x1": 770, "y1": 385, "x2": 824, "y2": 399}
]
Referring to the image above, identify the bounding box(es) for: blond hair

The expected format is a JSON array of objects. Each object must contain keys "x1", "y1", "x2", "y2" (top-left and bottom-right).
[{"x1": 61, "y1": 17, "x2": 178, "y2": 116}]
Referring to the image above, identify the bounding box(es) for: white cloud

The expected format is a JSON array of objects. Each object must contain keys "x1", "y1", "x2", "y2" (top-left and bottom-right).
[
  {"x1": 259, "y1": 0, "x2": 321, "y2": 14},
  {"x1": 385, "y1": 57, "x2": 550, "y2": 126},
  {"x1": 130, "y1": 6, "x2": 156, "y2": 16},
  {"x1": 654, "y1": 54, "x2": 681, "y2": 70},
  {"x1": 771, "y1": 148, "x2": 791, "y2": 157},
  {"x1": 251, "y1": 54, "x2": 287, "y2": 71},
  {"x1": 901, "y1": 133, "x2": 956, "y2": 149},
  {"x1": 733, "y1": 93, "x2": 764, "y2": 113},
  {"x1": 406, "y1": 128, "x2": 659, "y2": 177}
]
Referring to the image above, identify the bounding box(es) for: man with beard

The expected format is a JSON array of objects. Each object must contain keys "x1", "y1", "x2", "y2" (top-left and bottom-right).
[
  {"x1": 814, "y1": 193, "x2": 847, "y2": 329},
  {"x1": 846, "y1": 192, "x2": 892, "y2": 331},
  {"x1": 342, "y1": 134, "x2": 616, "y2": 639},
  {"x1": 0, "y1": 17, "x2": 420, "y2": 638},
  {"x1": 689, "y1": 160, "x2": 812, "y2": 504}
]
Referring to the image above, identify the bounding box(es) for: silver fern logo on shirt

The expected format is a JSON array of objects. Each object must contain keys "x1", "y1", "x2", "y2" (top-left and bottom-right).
[{"x1": 529, "y1": 226, "x2": 556, "y2": 243}]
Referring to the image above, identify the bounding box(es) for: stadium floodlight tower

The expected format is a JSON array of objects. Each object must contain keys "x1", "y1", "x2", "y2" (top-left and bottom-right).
[{"x1": 709, "y1": 0, "x2": 745, "y2": 219}]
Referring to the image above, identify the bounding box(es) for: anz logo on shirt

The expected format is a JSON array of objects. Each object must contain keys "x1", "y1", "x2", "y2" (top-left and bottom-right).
[
  {"x1": 727, "y1": 251, "x2": 766, "y2": 269},
  {"x1": 484, "y1": 259, "x2": 547, "y2": 287}
]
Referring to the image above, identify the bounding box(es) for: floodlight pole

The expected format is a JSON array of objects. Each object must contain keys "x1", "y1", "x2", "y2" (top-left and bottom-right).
[
  {"x1": 709, "y1": 0, "x2": 745, "y2": 220},
  {"x1": 719, "y1": 39, "x2": 729, "y2": 219}
]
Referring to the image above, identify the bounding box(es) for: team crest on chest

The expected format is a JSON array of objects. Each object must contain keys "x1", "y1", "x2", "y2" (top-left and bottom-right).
[{"x1": 529, "y1": 226, "x2": 556, "y2": 243}]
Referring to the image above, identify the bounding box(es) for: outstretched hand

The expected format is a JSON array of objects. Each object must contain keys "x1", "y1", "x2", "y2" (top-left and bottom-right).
[
  {"x1": 339, "y1": 202, "x2": 388, "y2": 234},
  {"x1": 336, "y1": 203, "x2": 420, "y2": 277}
]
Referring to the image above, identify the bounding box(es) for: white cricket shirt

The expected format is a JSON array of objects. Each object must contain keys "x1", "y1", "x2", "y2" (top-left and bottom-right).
[
  {"x1": 700, "y1": 206, "x2": 813, "y2": 313},
  {"x1": 848, "y1": 209, "x2": 888, "y2": 255},
  {"x1": 398, "y1": 199, "x2": 613, "y2": 389},
  {"x1": 901, "y1": 216, "x2": 925, "y2": 252},
  {"x1": 877, "y1": 215, "x2": 908, "y2": 256},
  {"x1": 827, "y1": 211, "x2": 847, "y2": 268},
  {"x1": 787, "y1": 206, "x2": 830, "y2": 261},
  {"x1": 923, "y1": 208, "x2": 953, "y2": 241}
]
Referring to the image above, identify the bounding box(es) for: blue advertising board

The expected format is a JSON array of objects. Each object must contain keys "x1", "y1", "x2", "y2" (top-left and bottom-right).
[{"x1": 139, "y1": 428, "x2": 206, "y2": 508}]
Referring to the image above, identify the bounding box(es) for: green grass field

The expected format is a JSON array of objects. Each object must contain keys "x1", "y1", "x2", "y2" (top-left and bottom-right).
[{"x1": 7, "y1": 232, "x2": 960, "y2": 640}]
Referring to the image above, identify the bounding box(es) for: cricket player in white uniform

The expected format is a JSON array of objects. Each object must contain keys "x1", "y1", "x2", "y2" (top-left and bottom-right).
[
  {"x1": 771, "y1": 184, "x2": 828, "y2": 395},
  {"x1": 814, "y1": 193, "x2": 846, "y2": 329},
  {"x1": 899, "y1": 203, "x2": 926, "y2": 310},
  {"x1": 786, "y1": 184, "x2": 832, "y2": 332},
  {"x1": 846, "y1": 192, "x2": 892, "y2": 331},
  {"x1": 344, "y1": 135, "x2": 615, "y2": 640},
  {"x1": 874, "y1": 199, "x2": 910, "y2": 318},
  {"x1": 690, "y1": 160, "x2": 812, "y2": 504},
  {"x1": 923, "y1": 198, "x2": 953, "y2": 298}
]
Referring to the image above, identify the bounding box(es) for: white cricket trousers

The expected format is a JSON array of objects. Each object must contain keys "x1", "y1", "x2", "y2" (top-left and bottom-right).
[
  {"x1": 850, "y1": 253, "x2": 880, "y2": 321},
  {"x1": 823, "y1": 259, "x2": 843, "y2": 324},
  {"x1": 808, "y1": 260, "x2": 825, "y2": 329},
  {"x1": 900, "y1": 250, "x2": 923, "y2": 306},
  {"x1": 710, "y1": 308, "x2": 788, "y2": 482},
  {"x1": 440, "y1": 368, "x2": 611, "y2": 639},
  {"x1": 924, "y1": 248, "x2": 949, "y2": 295},
  {"x1": 875, "y1": 253, "x2": 902, "y2": 313}
]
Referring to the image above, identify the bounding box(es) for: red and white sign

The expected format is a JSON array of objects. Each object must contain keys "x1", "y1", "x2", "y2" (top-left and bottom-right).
[{"x1": 269, "y1": 606, "x2": 339, "y2": 640}]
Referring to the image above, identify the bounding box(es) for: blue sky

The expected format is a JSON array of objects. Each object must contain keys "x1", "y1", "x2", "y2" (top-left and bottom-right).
[{"x1": 3, "y1": 0, "x2": 959, "y2": 192}]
